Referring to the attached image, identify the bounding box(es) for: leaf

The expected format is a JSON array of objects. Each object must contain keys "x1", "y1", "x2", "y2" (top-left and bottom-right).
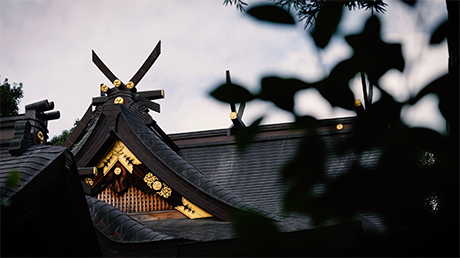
[
  {"x1": 210, "y1": 83, "x2": 255, "y2": 103},
  {"x1": 315, "y1": 59, "x2": 357, "y2": 110},
  {"x1": 6, "y1": 171, "x2": 21, "y2": 188},
  {"x1": 409, "y1": 74, "x2": 449, "y2": 105},
  {"x1": 430, "y1": 20, "x2": 448, "y2": 45},
  {"x1": 409, "y1": 74, "x2": 459, "y2": 128},
  {"x1": 234, "y1": 116, "x2": 263, "y2": 153},
  {"x1": 259, "y1": 77, "x2": 310, "y2": 113},
  {"x1": 292, "y1": 115, "x2": 319, "y2": 129},
  {"x1": 311, "y1": 1, "x2": 343, "y2": 48},
  {"x1": 247, "y1": 5, "x2": 295, "y2": 25},
  {"x1": 345, "y1": 16, "x2": 405, "y2": 85},
  {"x1": 367, "y1": 89, "x2": 404, "y2": 129},
  {"x1": 281, "y1": 135, "x2": 327, "y2": 222},
  {"x1": 231, "y1": 209, "x2": 282, "y2": 256}
]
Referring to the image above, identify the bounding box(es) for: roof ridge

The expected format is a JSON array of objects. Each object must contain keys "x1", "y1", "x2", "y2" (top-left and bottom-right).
[{"x1": 119, "y1": 105, "x2": 281, "y2": 221}]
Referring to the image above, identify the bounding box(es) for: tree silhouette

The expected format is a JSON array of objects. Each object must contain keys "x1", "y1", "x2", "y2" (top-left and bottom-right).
[
  {"x1": 0, "y1": 78, "x2": 23, "y2": 117},
  {"x1": 224, "y1": 0, "x2": 387, "y2": 28},
  {"x1": 50, "y1": 119, "x2": 80, "y2": 146}
]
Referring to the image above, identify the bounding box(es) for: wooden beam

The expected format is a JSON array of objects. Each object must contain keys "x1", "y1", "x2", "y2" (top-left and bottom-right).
[
  {"x1": 92, "y1": 50, "x2": 121, "y2": 85},
  {"x1": 78, "y1": 167, "x2": 97, "y2": 176},
  {"x1": 226, "y1": 70, "x2": 237, "y2": 113},
  {"x1": 138, "y1": 90, "x2": 165, "y2": 100},
  {"x1": 137, "y1": 94, "x2": 160, "y2": 113},
  {"x1": 129, "y1": 41, "x2": 161, "y2": 86},
  {"x1": 92, "y1": 96, "x2": 107, "y2": 105},
  {"x1": 62, "y1": 105, "x2": 92, "y2": 148}
]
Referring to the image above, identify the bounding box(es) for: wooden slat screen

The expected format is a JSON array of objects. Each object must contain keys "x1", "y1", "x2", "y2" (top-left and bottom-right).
[{"x1": 96, "y1": 186, "x2": 174, "y2": 213}]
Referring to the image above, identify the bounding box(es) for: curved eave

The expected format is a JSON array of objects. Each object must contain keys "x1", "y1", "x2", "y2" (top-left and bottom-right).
[{"x1": 86, "y1": 195, "x2": 175, "y2": 243}]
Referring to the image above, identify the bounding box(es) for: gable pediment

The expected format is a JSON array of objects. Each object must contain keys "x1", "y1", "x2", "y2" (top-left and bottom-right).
[
  {"x1": 96, "y1": 140, "x2": 142, "y2": 176},
  {"x1": 72, "y1": 100, "x2": 275, "y2": 222},
  {"x1": 82, "y1": 136, "x2": 213, "y2": 219}
]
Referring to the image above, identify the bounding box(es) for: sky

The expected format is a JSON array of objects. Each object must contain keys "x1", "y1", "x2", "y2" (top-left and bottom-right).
[{"x1": 0, "y1": 0, "x2": 448, "y2": 138}]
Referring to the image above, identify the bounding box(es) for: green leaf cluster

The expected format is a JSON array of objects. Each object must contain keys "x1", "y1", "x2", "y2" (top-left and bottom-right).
[
  {"x1": 50, "y1": 119, "x2": 80, "y2": 146},
  {"x1": 0, "y1": 78, "x2": 24, "y2": 117}
]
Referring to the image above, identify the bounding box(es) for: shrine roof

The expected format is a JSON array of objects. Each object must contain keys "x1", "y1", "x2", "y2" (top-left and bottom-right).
[
  {"x1": 0, "y1": 144, "x2": 69, "y2": 204},
  {"x1": 69, "y1": 102, "x2": 280, "y2": 221},
  {"x1": 119, "y1": 106, "x2": 280, "y2": 219},
  {"x1": 169, "y1": 116, "x2": 373, "y2": 217},
  {"x1": 86, "y1": 195, "x2": 176, "y2": 243}
]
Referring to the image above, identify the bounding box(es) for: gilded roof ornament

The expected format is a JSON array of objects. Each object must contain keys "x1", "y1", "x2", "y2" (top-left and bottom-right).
[
  {"x1": 84, "y1": 177, "x2": 94, "y2": 186},
  {"x1": 354, "y1": 99, "x2": 362, "y2": 107},
  {"x1": 101, "y1": 84, "x2": 109, "y2": 92},
  {"x1": 36, "y1": 131, "x2": 44, "y2": 144},
  {"x1": 114, "y1": 167, "x2": 122, "y2": 175},
  {"x1": 144, "y1": 172, "x2": 172, "y2": 198},
  {"x1": 113, "y1": 79, "x2": 121, "y2": 87},
  {"x1": 175, "y1": 197, "x2": 213, "y2": 219},
  {"x1": 96, "y1": 140, "x2": 142, "y2": 176},
  {"x1": 126, "y1": 81, "x2": 134, "y2": 89},
  {"x1": 114, "y1": 97, "x2": 124, "y2": 104}
]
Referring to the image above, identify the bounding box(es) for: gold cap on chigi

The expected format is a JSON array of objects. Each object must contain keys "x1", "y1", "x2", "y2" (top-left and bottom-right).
[
  {"x1": 354, "y1": 99, "x2": 362, "y2": 107},
  {"x1": 113, "y1": 79, "x2": 121, "y2": 87},
  {"x1": 101, "y1": 84, "x2": 109, "y2": 92},
  {"x1": 126, "y1": 81, "x2": 134, "y2": 89}
]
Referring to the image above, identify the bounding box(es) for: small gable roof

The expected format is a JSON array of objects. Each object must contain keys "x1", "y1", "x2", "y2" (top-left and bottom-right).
[
  {"x1": 0, "y1": 101, "x2": 101, "y2": 256},
  {"x1": 1, "y1": 144, "x2": 70, "y2": 205},
  {"x1": 70, "y1": 102, "x2": 279, "y2": 221}
]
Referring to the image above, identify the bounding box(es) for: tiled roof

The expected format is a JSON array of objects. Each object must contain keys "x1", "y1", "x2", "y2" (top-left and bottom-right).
[
  {"x1": 70, "y1": 114, "x2": 98, "y2": 155},
  {"x1": 0, "y1": 141, "x2": 102, "y2": 257},
  {"x1": 171, "y1": 117, "x2": 379, "y2": 218},
  {"x1": 0, "y1": 145, "x2": 68, "y2": 204},
  {"x1": 86, "y1": 195, "x2": 175, "y2": 243},
  {"x1": 177, "y1": 136, "x2": 300, "y2": 216},
  {"x1": 119, "y1": 106, "x2": 281, "y2": 220}
]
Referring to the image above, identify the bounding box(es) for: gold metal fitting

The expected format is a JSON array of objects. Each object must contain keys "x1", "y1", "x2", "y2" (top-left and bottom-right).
[
  {"x1": 161, "y1": 89, "x2": 165, "y2": 98},
  {"x1": 113, "y1": 79, "x2": 121, "y2": 87},
  {"x1": 336, "y1": 124, "x2": 344, "y2": 130},
  {"x1": 152, "y1": 181, "x2": 162, "y2": 191},
  {"x1": 114, "y1": 97, "x2": 124, "y2": 104},
  {"x1": 101, "y1": 84, "x2": 109, "y2": 92},
  {"x1": 36, "y1": 131, "x2": 44, "y2": 144},
  {"x1": 93, "y1": 167, "x2": 98, "y2": 176},
  {"x1": 84, "y1": 177, "x2": 94, "y2": 186},
  {"x1": 114, "y1": 167, "x2": 121, "y2": 175},
  {"x1": 126, "y1": 81, "x2": 134, "y2": 89},
  {"x1": 230, "y1": 112, "x2": 237, "y2": 120},
  {"x1": 354, "y1": 99, "x2": 362, "y2": 107}
]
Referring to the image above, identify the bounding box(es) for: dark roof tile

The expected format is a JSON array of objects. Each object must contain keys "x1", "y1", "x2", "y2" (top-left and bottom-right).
[
  {"x1": 0, "y1": 145, "x2": 68, "y2": 205},
  {"x1": 79, "y1": 105, "x2": 301, "y2": 220},
  {"x1": 85, "y1": 195, "x2": 174, "y2": 243}
]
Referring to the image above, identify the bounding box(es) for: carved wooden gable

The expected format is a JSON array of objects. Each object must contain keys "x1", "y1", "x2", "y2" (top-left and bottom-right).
[
  {"x1": 68, "y1": 41, "x2": 273, "y2": 222},
  {"x1": 82, "y1": 138, "x2": 212, "y2": 219},
  {"x1": 68, "y1": 42, "x2": 213, "y2": 219}
]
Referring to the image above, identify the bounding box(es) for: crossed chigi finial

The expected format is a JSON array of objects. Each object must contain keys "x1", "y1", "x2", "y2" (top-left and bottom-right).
[
  {"x1": 226, "y1": 70, "x2": 246, "y2": 135},
  {"x1": 92, "y1": 40, "x2": 161, "y2": 93},
  {"x1": 92, "y1": 41, "x2": 164, "y2": 113}
]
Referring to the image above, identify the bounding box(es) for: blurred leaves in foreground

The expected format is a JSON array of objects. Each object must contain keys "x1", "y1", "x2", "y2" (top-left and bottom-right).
[{"x1": 215, "y1": 0, "x2": 458, "y2": 256}]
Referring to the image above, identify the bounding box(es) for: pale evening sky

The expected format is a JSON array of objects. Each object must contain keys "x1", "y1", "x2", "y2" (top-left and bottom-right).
[{"x1": 0, "y1": 0, "x2": 448, "y2": 138}]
